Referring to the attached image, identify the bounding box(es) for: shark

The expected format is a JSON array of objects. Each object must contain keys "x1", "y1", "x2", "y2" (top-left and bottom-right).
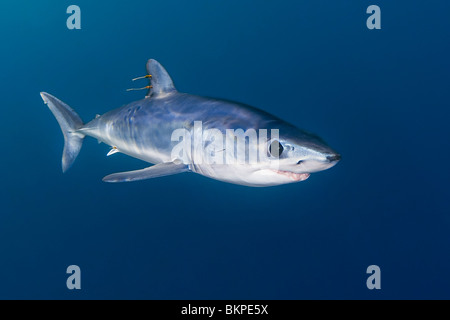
[{"x1": 40, "y1": 59, "x2": 340, "y2": 187}]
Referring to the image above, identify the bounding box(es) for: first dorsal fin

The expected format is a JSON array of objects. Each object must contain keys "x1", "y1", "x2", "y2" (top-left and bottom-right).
[{"x1": 146, "y1": 59, "x2": 177, "y2": 98}]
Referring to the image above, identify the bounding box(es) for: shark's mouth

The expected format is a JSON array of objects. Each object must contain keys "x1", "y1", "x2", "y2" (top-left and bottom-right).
[{"x1": 274, "y1": 170, "x2": 310, "y2": 182}]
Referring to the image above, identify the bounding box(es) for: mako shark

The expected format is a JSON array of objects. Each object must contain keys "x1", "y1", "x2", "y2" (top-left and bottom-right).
[{"x1": 40, "y1": 59, "x2": 340, "y2": 187}]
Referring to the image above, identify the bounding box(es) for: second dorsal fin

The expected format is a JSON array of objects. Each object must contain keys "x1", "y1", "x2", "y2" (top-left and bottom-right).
[{"x1": 146, "y1": 59, "x2": 177, "y2": 98}]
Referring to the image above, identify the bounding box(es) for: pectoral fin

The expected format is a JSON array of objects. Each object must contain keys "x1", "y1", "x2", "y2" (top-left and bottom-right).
[{"x1": 102, "y1": 161, "x2": 189, "y2": 183}]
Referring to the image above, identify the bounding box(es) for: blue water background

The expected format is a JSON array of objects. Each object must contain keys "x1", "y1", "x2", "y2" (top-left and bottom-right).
[{"x1": 1, "y1": 0, "x2": 449, "y2": 299}]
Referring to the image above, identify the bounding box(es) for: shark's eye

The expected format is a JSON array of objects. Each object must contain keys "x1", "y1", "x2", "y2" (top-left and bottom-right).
[{"x1": 269, "y1": 140, "x2": 284, "y2": 157}]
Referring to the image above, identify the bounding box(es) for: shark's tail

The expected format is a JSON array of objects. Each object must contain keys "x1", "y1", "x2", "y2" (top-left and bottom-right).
[{"x1": 40, "y1": 92, "x2": 85, "y2": 172}]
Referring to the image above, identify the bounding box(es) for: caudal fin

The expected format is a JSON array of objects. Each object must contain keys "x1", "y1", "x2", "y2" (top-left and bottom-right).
[{"x1": 40, "y1": 92, "x2": 85, "y2": 172}]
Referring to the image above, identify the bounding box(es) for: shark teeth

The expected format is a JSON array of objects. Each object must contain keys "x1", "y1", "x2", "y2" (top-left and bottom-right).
[{"x1": 273, "y1": 170, "x2": 310, "y2": 182}]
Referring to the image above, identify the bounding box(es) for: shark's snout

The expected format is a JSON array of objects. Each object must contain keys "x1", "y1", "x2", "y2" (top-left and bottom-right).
[
  {"x1": 291, "y1": 149, "x2": 340, "y2": 174},
  {"x1": 326, "y1": 153, "x2": 341, "y2": 163}
]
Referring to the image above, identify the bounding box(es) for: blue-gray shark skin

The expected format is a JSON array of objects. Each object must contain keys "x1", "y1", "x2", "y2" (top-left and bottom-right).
[{"x1": 40, "y1": 59, "x2": 340, "y2": 187}]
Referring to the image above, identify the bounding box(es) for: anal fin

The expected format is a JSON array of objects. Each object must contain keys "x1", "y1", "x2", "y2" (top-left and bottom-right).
[
  {"x1": 107, "y1": 147, "x2": 119, "y2": 156},
  {"x1": 102, "y1": 161, "x2": 189, "y2": 183}
]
